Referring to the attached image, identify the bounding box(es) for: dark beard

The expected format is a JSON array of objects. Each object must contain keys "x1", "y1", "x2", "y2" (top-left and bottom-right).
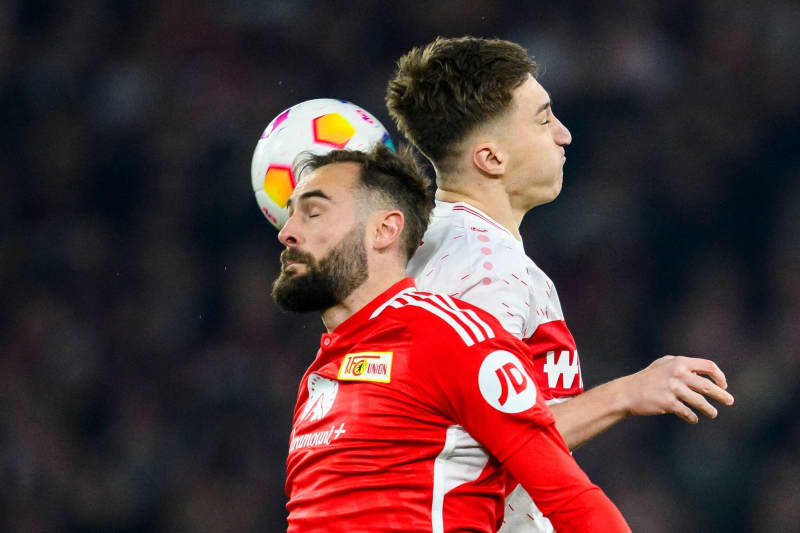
[{"x1": 271, "y1": 226, "x2": 369, "y2": 313}]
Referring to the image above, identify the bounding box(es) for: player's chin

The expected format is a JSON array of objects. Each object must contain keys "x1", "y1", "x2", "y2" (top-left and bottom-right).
[
  {"x1": 543, "y1": 175, "x2": 563, "y2": 203},
  {"x1": 276, "y1": 268, "x2": 306, "y2": 286}
]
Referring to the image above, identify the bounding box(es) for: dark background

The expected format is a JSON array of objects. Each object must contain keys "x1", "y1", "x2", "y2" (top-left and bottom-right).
[{"x1": 2, "y1": 1, "x2": 799, "y2": 531}]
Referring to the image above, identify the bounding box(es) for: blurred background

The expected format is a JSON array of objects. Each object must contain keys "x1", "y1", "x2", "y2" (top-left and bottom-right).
[{"x1": 2, "y1": 0, "x2": 798, "y2": 531}]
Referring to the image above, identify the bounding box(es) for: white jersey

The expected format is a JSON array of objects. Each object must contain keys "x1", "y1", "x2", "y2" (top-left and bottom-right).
[{"x1": 408, "y1": 201, "x2": 585, "y2": 533}]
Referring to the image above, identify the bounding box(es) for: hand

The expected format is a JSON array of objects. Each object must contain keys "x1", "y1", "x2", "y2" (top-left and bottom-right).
[{"x1": 621, "y1": 355, "x2": 735, "y2": 423}]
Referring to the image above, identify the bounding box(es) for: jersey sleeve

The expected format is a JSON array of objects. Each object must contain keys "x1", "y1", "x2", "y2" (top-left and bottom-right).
[
  {"x1": 410, "y1": 313, "x2": 630, "y2": 531},
  {"x1": 419, "y1": 329, "x2": 556, "y2": 463},
  {"x1": 504, "y1": 434, "x2": 631, "y2": 533},
  {"x1": 426, "y1": 334, "x2": 627, "y2": 531}
]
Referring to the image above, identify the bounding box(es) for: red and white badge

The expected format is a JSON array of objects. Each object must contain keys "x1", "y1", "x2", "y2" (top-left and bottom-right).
[
  {"x1": 338, "y1": 352, "x2": 393, "y2": 383},
  {"x1": 478, "y1": 351, "x2": 536, "y2": 413}
]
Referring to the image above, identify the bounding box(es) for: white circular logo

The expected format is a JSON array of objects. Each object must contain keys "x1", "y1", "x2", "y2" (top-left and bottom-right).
[{"x1": 478, "y1": 351, "x2": 536, "y2": 413}]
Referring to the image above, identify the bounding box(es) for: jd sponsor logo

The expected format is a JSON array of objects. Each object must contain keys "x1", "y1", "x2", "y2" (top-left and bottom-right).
[
  {"x1": 478, "y1": 351, "x2": 536, "y2": 413},
  {"x1": 338, "y1": 352, "x2": 393, "y2": 383}
]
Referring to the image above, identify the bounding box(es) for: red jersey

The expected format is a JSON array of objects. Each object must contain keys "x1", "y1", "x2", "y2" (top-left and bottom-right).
[{"x1": 285, "y1": 278, "x2": 628, "y2": 533}]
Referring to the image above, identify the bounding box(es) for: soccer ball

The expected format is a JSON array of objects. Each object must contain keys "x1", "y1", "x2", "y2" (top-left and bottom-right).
[{"x1": 251, "y1": 98, "x2": 395, "y2": 229}]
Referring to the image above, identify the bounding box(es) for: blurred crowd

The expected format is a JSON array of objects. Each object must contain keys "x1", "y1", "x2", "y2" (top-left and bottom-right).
[{"x1": 2, "y1": 1, "x2": 798, "y2": 531}]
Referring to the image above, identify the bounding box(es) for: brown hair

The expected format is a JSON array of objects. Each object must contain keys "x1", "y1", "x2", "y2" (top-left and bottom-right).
[
  {"x1": 295, "y1": 144, "x2": 432, "y2": 261},
  {"x1": 386, "y1": 36, "x2": 537, "y2": 173}
]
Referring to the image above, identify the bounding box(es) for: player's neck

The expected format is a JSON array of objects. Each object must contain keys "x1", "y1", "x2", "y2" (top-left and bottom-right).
[
  {"x1": 435, "y1": 187, "x2": 523, "y2": 240},
  {"x1": 320, "y1": 269, "x2": 406, "y2": 332}
]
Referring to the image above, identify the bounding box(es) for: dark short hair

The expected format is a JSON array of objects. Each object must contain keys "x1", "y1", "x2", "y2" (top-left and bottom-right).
[
  {"x1": 295, "y1": 144, "x2": 433, "y2": 261},
  {"x1": 386, "y1": 36, "x2": 537, "y2": 173}
]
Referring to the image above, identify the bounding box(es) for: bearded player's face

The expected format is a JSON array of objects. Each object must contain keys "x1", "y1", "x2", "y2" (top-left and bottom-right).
[
  {"x1": 272, "y1": 162, "x2": 368, "y2": 312},
  {"x1": 272, "y1": 226, "x2": 367, "y2": 312}
]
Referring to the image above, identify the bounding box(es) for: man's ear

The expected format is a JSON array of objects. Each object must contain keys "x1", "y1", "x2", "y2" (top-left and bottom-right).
[
  {"x1": 371, "y1": 210, "x2": 405, "y2": 252},
  {"x1": 473, "y1": 142, "x2": 506, "y2": 177}
]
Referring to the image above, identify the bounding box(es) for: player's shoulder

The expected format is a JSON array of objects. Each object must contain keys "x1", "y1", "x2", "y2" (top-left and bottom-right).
[
  {"x1": 423, "y1": 203, "x2": 526, "y2": 270},
  {"x1": 372, "y1": 287, "x2": 519, "y2": 349}
]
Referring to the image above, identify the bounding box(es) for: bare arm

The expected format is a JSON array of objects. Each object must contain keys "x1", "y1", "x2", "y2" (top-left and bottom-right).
[{"x1": 550, "y1": 355, "x2": 735, "y2": 450}]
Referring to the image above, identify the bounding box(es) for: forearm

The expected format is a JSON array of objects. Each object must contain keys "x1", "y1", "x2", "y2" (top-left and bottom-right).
[
  {"x1": 551, "y1": 355, "x2": 735, "y2": 449},
  {"x1": 549, "y1": 375, "x2": 632, "y2": 450}
]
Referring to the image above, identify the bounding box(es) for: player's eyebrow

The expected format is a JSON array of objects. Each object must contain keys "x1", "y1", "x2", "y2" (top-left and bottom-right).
[
  {"x1": 286, "y1": 189, "x2": 331, "y2": 210},
  {"x1": 535, "y1": 100, "x2": 551, "y2": 116}
]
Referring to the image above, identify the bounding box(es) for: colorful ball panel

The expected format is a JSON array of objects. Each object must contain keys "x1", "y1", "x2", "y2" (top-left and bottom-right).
[
  {"x1": 263, "y1": 166, "x2": 295, "y2": 208},
  {"x1": 312, "y1": 113, "x2": 356, "y2": 148}
]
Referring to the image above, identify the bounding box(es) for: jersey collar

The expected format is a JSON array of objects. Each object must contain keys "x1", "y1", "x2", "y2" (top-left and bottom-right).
[
  {"x1": 437, "y1": 200, "x2": 516, "y2": 239},
  {"x1": 320, "y1": 278, "x2": 416, "y2": 349}
]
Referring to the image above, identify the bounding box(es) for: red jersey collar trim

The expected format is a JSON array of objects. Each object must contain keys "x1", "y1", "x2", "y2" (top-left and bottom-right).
[{"x1": 325, "y1": 277, "x2": 416, "y2": 340}]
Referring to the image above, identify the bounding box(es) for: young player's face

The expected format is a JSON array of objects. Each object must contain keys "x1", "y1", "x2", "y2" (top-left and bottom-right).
[
  {"x1": 272, "y1": 163, "x2": 368, "y2": 312},
  {"x1": 500, "y1": 76, "x2": 572, "y2": 209}
]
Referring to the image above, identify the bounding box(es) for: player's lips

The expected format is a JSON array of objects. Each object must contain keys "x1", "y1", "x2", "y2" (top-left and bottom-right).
[
  {"x1": 280, "y1": 249, "x2": 314, "y2": 271},
  {"x1": 282, "y1": 260, "x2": 305, "y2": 272}
]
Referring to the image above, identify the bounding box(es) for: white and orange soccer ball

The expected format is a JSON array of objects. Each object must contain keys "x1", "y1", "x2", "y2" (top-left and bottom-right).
[{"x1": 251, "y1": 98, "x2": 395, "y2": 229}]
